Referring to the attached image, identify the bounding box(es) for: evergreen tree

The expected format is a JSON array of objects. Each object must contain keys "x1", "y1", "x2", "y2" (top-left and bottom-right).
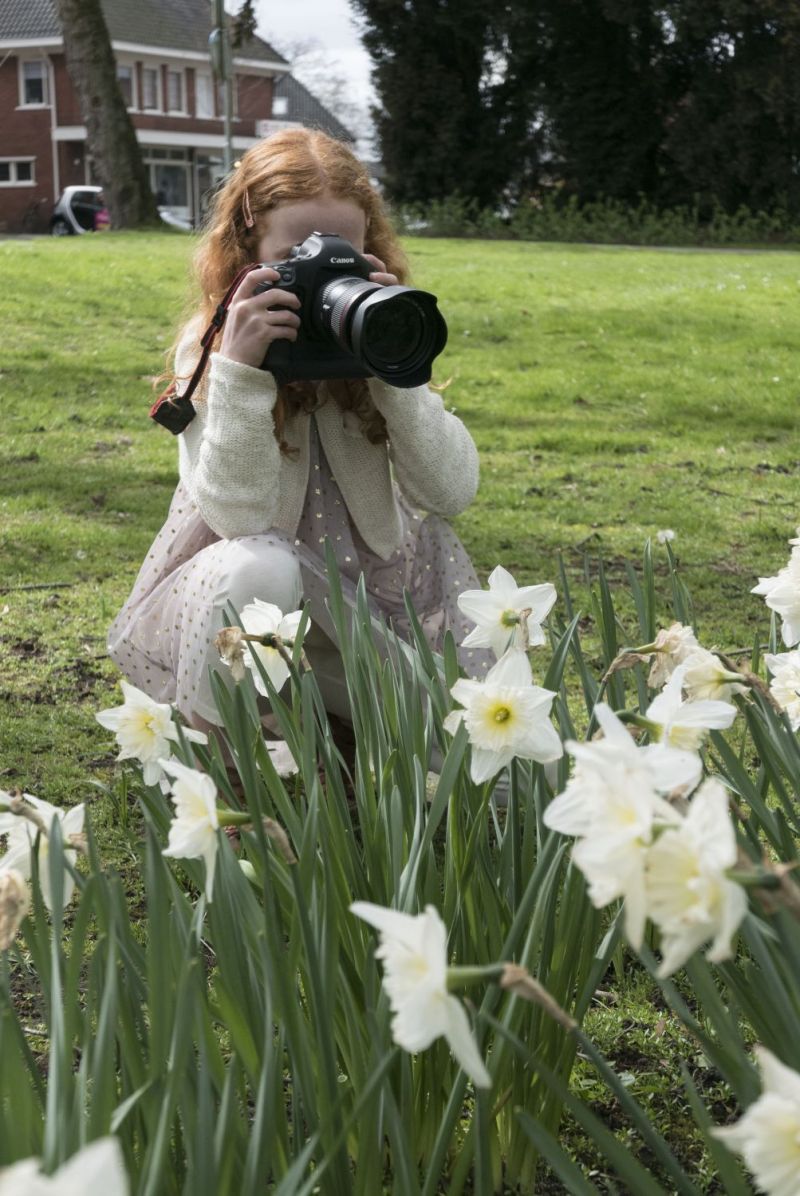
[
  {"x1": 351, "y1": 0, "x2": 800, "y2": 215},
  {"x1": 661, "y1": 0, "x2": 800, "y2": 214},
  {"x1": 349, "y1": 0, "x2": 540, "y2": 207},
  {"x1": 539, "y1": 0, "x2": 669, "y2": 203}
]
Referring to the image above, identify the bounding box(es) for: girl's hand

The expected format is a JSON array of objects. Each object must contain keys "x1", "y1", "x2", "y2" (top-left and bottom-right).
[
  {"x1": 219, "y1": 266, "x2": 302, "y2": 369},
  {"x1": 363, "y1": 253, "x2": 399, "y2": 287}
]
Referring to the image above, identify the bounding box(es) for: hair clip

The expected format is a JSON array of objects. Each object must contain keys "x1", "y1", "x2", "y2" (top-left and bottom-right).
[{"x1": 242, "y1": 187, "x2": 255, "y2": 228}]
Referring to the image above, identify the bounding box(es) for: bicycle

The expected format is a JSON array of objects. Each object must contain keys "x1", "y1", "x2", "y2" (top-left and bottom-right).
[{"x1": 20, "y1": 195, "x2": 48, "y2": 234}]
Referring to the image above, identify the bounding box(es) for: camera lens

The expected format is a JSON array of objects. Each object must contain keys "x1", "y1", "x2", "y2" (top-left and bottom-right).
[
  {"x1": 362, "y1": 297, "x2": 425, "y2": 361},
  {"x1": 317, "y1": 277, "x2": 447, "y2": 388}
]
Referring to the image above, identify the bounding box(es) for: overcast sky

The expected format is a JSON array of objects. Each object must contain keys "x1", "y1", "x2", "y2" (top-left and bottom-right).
[{"x1": 251, "y1": 0, "x2": 375, "y2": 108}]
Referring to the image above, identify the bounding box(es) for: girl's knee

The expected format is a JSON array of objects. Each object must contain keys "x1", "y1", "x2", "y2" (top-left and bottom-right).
[{"x1": 214, "y1": 537, "x2": 303, "y2": 616}]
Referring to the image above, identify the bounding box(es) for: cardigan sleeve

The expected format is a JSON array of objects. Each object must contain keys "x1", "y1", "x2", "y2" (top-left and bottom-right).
[
  {"x1": 175, "y1": 331, "x2": 282, "y2": 539},
  {"x1": 367, "y1": 379, "x2": 480, "y2": 516}
]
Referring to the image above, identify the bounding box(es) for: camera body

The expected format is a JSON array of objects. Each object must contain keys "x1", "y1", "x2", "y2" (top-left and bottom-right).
[{"x1": 254, "y1": 232, "x2": 447, "y2": 389}]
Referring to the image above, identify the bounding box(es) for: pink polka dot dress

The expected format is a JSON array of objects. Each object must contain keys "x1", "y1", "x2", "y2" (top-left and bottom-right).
[{"x1": 108, "y1": 418, "x2": 493, "y2": 725}]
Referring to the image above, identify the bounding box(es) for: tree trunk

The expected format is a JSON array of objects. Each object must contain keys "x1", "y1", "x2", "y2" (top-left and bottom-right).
[{"x1": 55, "y1": 0, "x2": 161, "y2": 229}]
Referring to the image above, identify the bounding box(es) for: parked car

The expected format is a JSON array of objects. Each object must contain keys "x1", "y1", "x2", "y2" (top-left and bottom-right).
[
  {"x1": 50, "y1": 186, "x2": 109, "y2": 235},
  {"x1": 49, "y1": 186, "x2": 192, "y2": 234}
]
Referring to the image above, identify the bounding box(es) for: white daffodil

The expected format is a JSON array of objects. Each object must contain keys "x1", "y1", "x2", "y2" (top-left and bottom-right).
[
  {"x1": 160, "y1": 759, "x2": 220, "y2": 902},
  {"x1": 444, "y1": 649, "x2": 562, "y2": 784},
  {"x1": 681, "y1": 648, "x2": 747, "y2": 703},
  {"x1": 764, "y1": 650, "x2": 800, "y2": 731},
  {"x1": 457, "y1": 565, "x2": 557, "y2": 657},
  {"x1": 0, "y1": 1135, "x2": 129, "y2": 1195},
  {"x1": 96, "y1": 681, "x2": 206, "y2": 787},
  {"x1": 350, "y1": 901, "x2": 491, "y2": 1089},
  {"x1": 0, "y1": 792, "x2": 85, "y2": 912},
  {"x1": 266, "y1": 740, "x2": 299, "y2": 777},
  {"x1": 544, "y1": 704, "x2": 693, "y2": 948},
  {"x1": 645, "y1": 778, "x2": 748, "y2": 977},
  {"x1": 239, "y1": 599, "x2": 304, "y2": 696},
  {"x1": 645, "y1": 666, "x2": 737, "y2": 751},
  {"x1": 648, "y1": 622, "x2": 700, "y2": 690},
  {"x1": 712, "y1": 1046, "x2": 800, "y2": 1196},
  {"x1": 752, "y1": 533, "x2": 800, "y2": 648}
]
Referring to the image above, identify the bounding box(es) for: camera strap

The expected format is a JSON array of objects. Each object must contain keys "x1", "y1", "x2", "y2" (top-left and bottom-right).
[{"x1": 149, "y1": 263, "x2": 261, "y2": 434}]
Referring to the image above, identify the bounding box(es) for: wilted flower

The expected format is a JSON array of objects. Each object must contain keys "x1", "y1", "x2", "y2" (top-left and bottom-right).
[
  {"x1": 457, "y1": 565, "x2": 557, "y2": 656},
  {"x1": 96, "y1": 681, "x2": 206, "y2": 786},
  {"x1": 0, "y1": 1135, "x2": 129, "y2": 1195},
  {"x1": 0, "y1": 792, "x2": 85, "y2": 912},
  {"x1": 645, "y1": 778, "x2": 748, "y2": 977},
  {"x1": 238, "y1": 599, "x2": 304, "y2": 695},
  {"x1": 0, "y1": 868, "x2": 29, "y2": 950},
  {"x1": 712, "y1": 1046, "x2": 800, "y2": 1196},
  {"x1": 764, "y1": 650, "x2": 800, "y2": 730},
  {"x1": 648, "y1": 622, "x2": 700, "y2": 689},
  {"x1": 645, "y1": 666, "x2": 737, "y2": 751},
  {"x1": 160, "y1": 759, "x2": 220, "y2": 901},
  {"x1": 544, "y1": 704, "x2": 694, "y2": 948},
  {"x1": 682, "y1": 648, "x2": 747, "y2": 703},
  {"x1": 350, "y1": 901, "x2": 491, "y2": 1088},
  {"x1": 752, "y1": 532, "x2": 800, "y2": 648},
  {"x1": 444, "y1": 649, "x2": 562, "y2": 783},
  {"x1": 214, "y1": 626, "x2": 247, "y2": 682}
]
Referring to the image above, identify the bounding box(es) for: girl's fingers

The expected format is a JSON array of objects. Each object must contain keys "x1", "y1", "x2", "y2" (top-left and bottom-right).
[
  {"x1": 238, "y1": 265, "x2": 281, "y2": 297},
  {"x1": 252, "y1": 286, "x2": 301, "y2": 311},
  {"x1": 362, "y1": 252, "x2": 386, "y2": 272},
  {"x1": 264, "y1": 308, "x2": 301, "y2": 327}
]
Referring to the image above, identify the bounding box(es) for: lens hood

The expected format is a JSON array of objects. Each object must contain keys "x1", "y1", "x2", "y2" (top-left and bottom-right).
[{"x1": 348, "y1": 286, "x2": 448, "y2": 387}]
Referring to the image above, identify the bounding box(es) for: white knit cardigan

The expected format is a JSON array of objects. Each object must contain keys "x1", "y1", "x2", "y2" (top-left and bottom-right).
[{"x1": 175, "y1": 338, "x2": 480, "y2": 560}]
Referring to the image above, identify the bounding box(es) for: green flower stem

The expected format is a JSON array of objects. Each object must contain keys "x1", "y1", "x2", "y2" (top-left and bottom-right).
[
  {"x1": 728, "y1": 867, "x2": 781, "y2": 889},
  {"x1": 217, "y1": 810, "x2": 254, "y2": 827},
  {"x1": 617, "y1": 711, "x2": 660, "y2": 737},
  {"x1": 446, "y1": 964, "x2": 506, "y2": 991}
]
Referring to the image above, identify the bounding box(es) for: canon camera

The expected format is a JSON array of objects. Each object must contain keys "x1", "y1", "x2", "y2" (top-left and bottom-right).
[{"x1": 254, "y1": 232, "x2": 447, "y2": 388}]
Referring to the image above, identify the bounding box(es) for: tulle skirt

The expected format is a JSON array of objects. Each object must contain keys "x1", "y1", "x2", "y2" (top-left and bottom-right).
[{"x1": 108, "y1": 425, "x2": 492, "y2": 724}]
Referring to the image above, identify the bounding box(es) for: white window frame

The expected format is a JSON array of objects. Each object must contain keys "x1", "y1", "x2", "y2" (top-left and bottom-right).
[
  {"x1": 17, "y1": 57, "x2": 49, "y2": 108},
  {"x1": 0, "y1": 157, "x2": 36, "y2": 187},
  {"x1": 141, "y1": 64, "x2": 162, "y2": 113},
  {"x1": 116, "y1": 60, "x2": 138, "y2": 111},
  {"x1": 166, "y1": 66, "x2": 187, "y2": 116},
  {"x1": 195, "y1": 71, "x2": 214, "y2": 119},
  {"x1": 272, "y1": 95, "x2": 289, "y2": 117}
]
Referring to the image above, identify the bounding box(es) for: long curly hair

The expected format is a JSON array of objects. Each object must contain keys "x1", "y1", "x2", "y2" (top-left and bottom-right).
[{"x1": 168, "y1": 128, "x2": 410, "y2": 451}]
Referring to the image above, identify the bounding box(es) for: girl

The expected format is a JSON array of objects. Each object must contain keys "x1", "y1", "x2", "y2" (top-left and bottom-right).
[{"x1": 108, "y1": 128, "x2": 491, "y2": 733}]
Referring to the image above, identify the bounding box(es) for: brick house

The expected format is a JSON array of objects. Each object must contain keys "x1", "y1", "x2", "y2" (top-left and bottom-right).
[{"x1": 0, "y1": 0, "x2": 293, "y2": 232}]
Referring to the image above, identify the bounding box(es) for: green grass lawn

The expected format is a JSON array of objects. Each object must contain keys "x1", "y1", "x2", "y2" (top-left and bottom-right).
[
  {"x1": 2, "y1": 232, "x2": 796, "y2": 802},
  {"x1": 1, "y1": 231, "x2": 797, "y2": 1186}
]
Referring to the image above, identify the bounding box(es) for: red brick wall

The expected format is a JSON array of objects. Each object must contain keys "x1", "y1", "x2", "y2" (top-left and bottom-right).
[
  {"x1": 238, "y1": 74, "x2": 272, "y2": 125},
  {"x1": 51, "y1": 54, "x2": 82, "y2": 125},
  {"x1": 0, "y1": 55, "x2": 55, "y2": 232}
]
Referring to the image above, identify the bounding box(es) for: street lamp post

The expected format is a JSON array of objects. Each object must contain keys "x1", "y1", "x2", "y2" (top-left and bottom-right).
[{"x1": 210, "y1": 0, "x2": 234, "y2": 174}]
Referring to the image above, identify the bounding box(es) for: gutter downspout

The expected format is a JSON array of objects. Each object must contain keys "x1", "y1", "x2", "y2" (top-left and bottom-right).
[{"x1": 46, "y1": 52, "x2": 60, "y2": 202}]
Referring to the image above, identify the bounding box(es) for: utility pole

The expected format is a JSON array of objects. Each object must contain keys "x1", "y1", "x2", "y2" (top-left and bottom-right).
[{"x1": 210, "y1": 0, "x2": 234, "y2": 174}]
